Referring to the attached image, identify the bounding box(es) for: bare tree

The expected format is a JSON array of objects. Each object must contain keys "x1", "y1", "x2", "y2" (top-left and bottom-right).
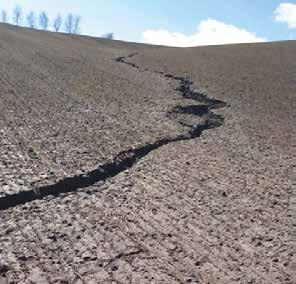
[
  {"x1": 102, "y1": 32, "x2": 114, "y2": 40},
  {"x1": 13, "y1": 6, "x2": 22, "y2": 26},
  {"x1": 64, "y1": 13, "x2": 74, "y2": 33},
  {"x1": 73, "y1": 15, "x2": 81, "y2": 34},
  {"x1": 53, "y1": 14, "x2": 62, "y2": 32},
  {"x1": 39, "y1": 11, "x2": 49, "y2": 30},
  {"x1": 1, "y1": 10, "x2": 8, "y2": 23},
  {"x1": 26, "y1": 11, "x2": 36, "y2": 28}
]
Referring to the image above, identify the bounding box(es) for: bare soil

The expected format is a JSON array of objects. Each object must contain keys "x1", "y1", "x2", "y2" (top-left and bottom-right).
[{"x1": 0, "y1": 24, "x2": 295, "y2": 283}]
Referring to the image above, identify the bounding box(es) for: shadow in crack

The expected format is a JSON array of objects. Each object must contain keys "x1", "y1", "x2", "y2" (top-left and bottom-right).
[{"x1": 173, "y1": 105, "x2": 210, "y2": 116}]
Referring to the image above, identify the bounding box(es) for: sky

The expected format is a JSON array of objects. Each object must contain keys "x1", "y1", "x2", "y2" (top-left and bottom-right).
[{"x1": 0, "y1": 0, "x2": 296, "y2": 46}]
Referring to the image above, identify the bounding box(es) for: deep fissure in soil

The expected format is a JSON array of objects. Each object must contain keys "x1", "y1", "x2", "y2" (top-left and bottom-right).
[{"x1": 0, "y1": 53, "x2": 227, "y2": 211}]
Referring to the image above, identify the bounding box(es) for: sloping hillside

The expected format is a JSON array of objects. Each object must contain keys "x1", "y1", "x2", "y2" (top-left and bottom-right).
[{"x1": 0, "y1": 24, "x2": 295, "y2": 283}]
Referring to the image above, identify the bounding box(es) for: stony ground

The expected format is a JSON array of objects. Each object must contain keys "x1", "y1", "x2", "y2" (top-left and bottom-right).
[{"x1": 0, "y1": 24, "x2": 295, "y2": 283}]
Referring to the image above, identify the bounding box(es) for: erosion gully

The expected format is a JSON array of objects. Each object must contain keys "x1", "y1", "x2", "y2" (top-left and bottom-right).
[{"x1": 0, "y1": 53, "x2": 227, "y2": 211}]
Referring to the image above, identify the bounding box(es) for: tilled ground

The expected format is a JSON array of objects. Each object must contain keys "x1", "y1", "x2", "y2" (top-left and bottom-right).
[
  {"x1": 1, "y1": 137, "x2": 294, "y2": 283},
  {"x1": 0, "y1": 24, "x2": 295, "y2": 283}
]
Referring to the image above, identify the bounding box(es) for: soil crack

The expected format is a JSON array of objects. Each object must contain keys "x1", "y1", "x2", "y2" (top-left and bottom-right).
[{"x1": 0, "y1": 53, "x2": 227, "y2": 211}]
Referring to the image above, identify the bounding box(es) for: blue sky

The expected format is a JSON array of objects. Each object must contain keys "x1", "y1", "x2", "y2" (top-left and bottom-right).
[{"x1": 0, "y1": 0, "x2": 295, "y2": 46}]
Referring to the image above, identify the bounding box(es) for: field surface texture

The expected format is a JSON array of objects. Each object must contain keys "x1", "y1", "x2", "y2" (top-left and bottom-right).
[{"x1": 0, "y1": 24, "x2": 295, "y2": 283}]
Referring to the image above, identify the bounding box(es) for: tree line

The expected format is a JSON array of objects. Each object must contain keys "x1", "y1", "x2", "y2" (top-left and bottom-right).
[{"x1": 0, "y1": 5, "x2": 81, "y2": 34}]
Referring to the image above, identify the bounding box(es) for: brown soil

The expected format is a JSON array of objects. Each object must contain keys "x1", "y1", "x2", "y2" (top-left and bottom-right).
[{"x1": 0, "y1": 23, "x2": 295, "y2": 283}]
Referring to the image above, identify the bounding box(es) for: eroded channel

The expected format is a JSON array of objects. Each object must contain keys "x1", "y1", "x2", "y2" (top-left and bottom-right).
[{"x1": 0, "y1": 54, "x2": 227, "y2": 211}]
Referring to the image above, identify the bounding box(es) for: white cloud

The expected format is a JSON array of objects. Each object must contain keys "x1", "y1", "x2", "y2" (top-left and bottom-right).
[
  {"x1": 142, "y1": 19, "x2": 266, "y2": 47},
  {"x1": 275, "y1": 3, "x2": 296, "y2": 28}
]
